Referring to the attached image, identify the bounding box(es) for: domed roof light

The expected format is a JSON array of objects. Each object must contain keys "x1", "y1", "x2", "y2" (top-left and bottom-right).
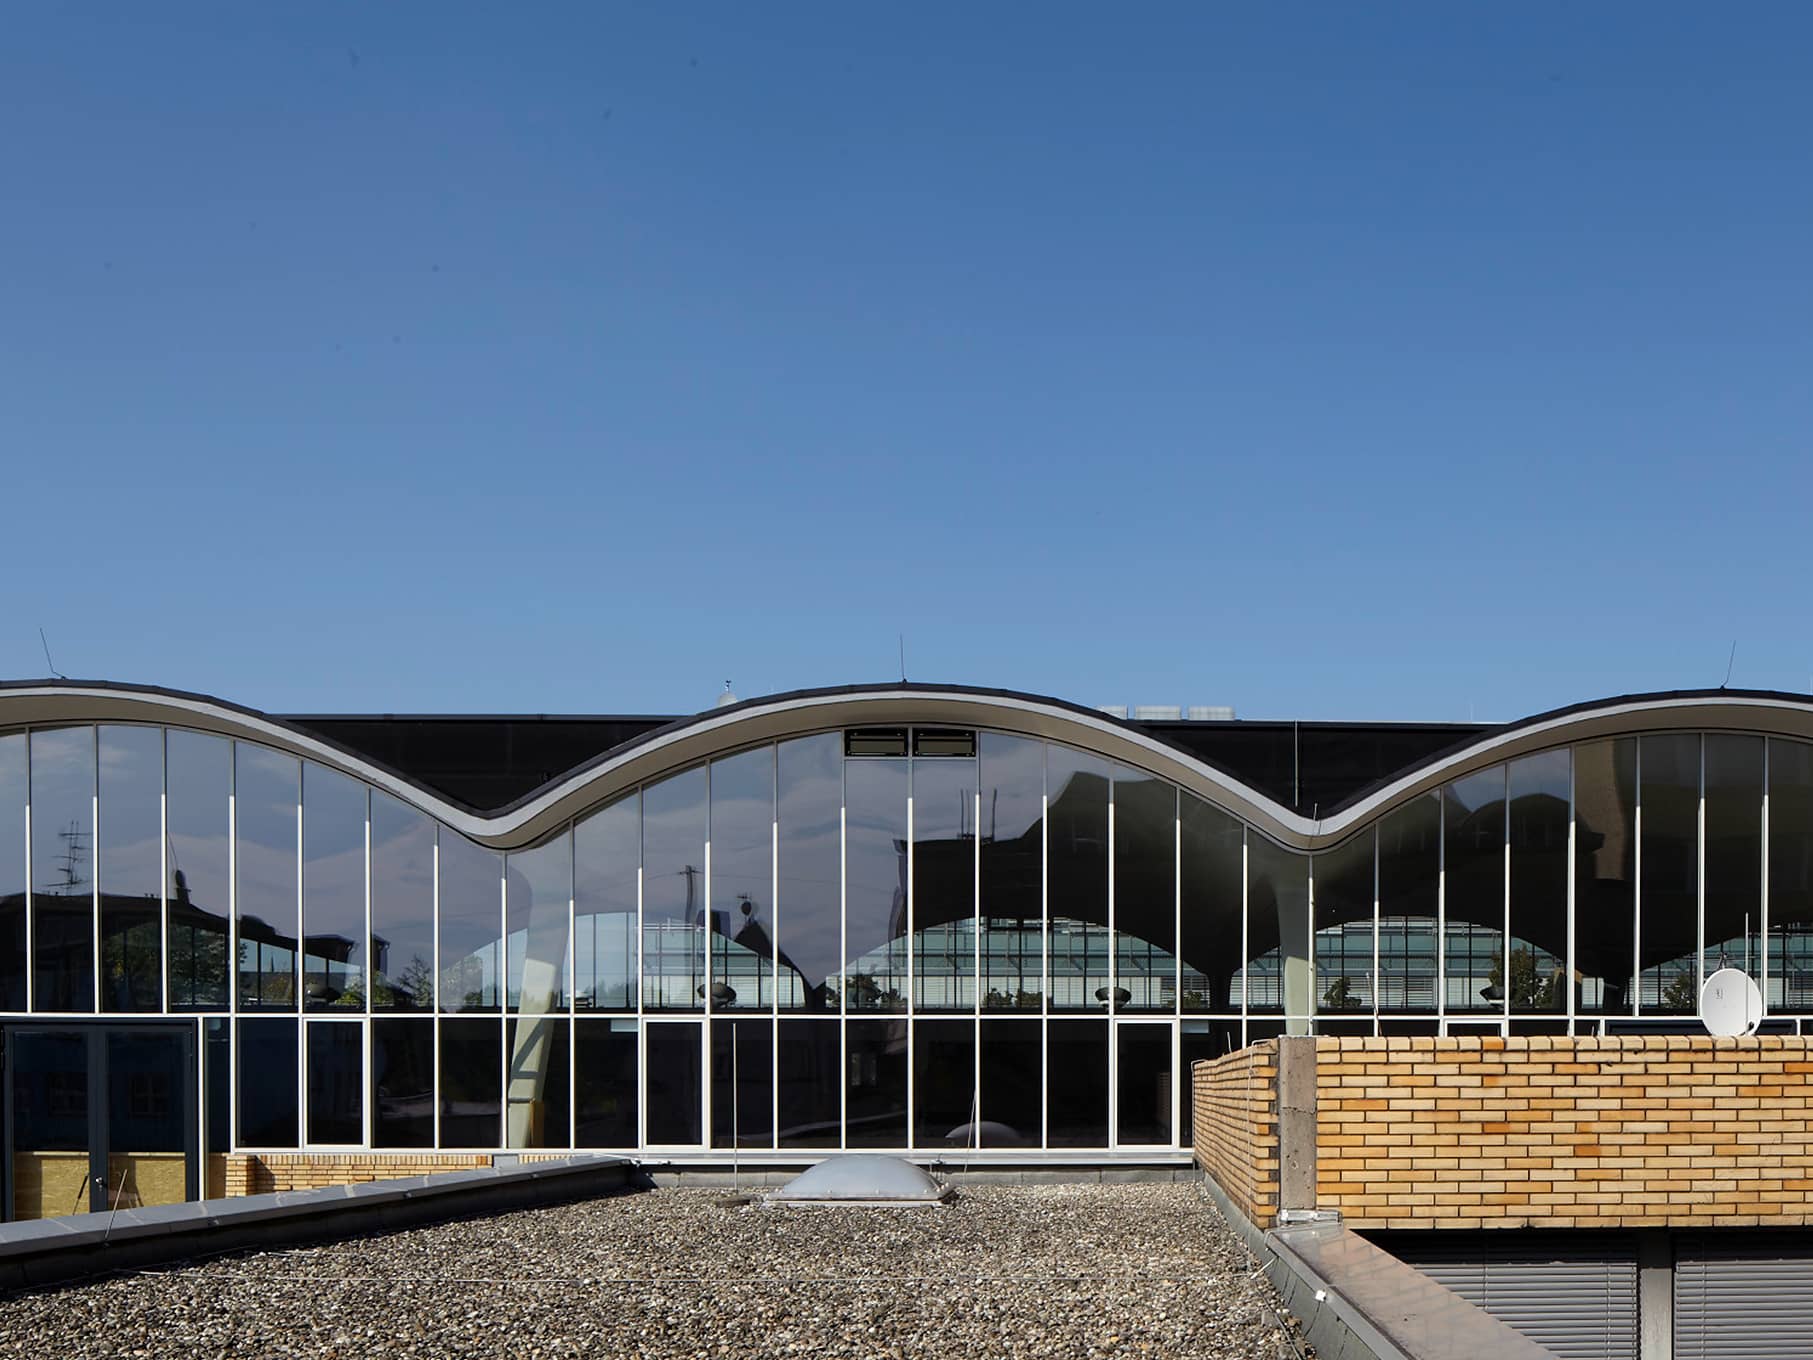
[{"x1": 768, "y1": 1155, "x2": 953, "y2": 1206}]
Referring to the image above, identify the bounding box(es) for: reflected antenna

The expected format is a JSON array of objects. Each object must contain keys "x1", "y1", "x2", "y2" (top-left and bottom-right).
[
  {"x1": 899, "y1": 633, "x2": 907, "y2": 683},
  {"x1": 38, "y1": 628, "x2": 65, "y2": 680}
]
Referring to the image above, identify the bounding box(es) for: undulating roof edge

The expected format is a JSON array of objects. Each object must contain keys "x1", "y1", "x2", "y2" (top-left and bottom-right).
[{"x1": 2, "y1": 677, "x2": 1811, "y2": 852}]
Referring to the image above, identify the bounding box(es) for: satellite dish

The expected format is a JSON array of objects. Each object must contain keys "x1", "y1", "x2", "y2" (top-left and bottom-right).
[{"x1": 1700, "y1": 967, "x2": 1763, "y2": 1037}]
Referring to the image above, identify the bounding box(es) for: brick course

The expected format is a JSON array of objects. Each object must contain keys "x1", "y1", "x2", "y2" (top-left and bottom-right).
[
  {"x1": 1191, "y1": 1044, "x2": 1280, "y2": 1226},
  {"x1": 219, "y1": 1153, "x2": 494, "y2": 1195}
]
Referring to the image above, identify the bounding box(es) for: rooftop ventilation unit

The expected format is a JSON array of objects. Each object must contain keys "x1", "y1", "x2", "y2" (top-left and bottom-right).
[
  {"x1": 1133, "y1": 705, "x2": 1183, "y2": 721},
  {"x1": 1187, "y1": 705, "x2": 1236, "y2": 721}
]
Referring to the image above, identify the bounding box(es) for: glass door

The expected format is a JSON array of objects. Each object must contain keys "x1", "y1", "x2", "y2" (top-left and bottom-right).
[
  {"x1": 5, "y1": 1025, "x2": 197, "y2": 1222},
  {"x1": 103, "y1": 1030, "x2": 192, "y2": 1210},
  {"x1": 642, "y1": 1020, "x2": 703, "y2": 1149},
  {"x1": 1113, "y1": 1021, "x2": 1176, "y2": 1150},
  {"x1": 9, "y1": 1031, "x2": 93, "y2": 1220}
]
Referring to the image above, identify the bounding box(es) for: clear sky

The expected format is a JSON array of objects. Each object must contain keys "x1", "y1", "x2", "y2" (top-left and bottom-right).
[{"x1": 4, "y1": 4, "x2": 1810, "y2": 721}]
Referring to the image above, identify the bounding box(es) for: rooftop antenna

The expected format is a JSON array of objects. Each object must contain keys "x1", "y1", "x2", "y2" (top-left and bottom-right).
[
  {"x1": 899, "y1": 634, "x2": 906, "y2": 683},
  {"x1": 38, "y1": 628, "x2": 65, "y2": 680},
  {"x1": 1722, "y1": 640, "x2": 1737, "y2": 689}
]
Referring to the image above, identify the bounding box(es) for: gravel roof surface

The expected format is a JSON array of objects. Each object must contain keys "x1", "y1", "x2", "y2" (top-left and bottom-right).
[{"x1": 0, "y1": 1183, "x2": 1297, "y2": 1359}]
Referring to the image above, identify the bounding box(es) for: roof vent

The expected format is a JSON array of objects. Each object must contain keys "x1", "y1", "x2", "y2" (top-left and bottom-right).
[{"x1": 768, "y1": 1155, "x2": 953, "y2": 1206}]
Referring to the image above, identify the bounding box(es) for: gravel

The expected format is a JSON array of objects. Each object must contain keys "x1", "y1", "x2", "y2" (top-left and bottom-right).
[{"x1": 0, "y1": 1183, "x2": 1299, "y2": 1359}]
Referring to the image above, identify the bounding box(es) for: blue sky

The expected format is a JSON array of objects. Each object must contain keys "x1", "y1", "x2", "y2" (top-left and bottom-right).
[{"x1": 4, "y1": 4, "x2": 1810, "y2": 721}]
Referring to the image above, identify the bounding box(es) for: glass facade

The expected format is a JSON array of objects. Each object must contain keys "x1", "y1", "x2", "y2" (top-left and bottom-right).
[{"x1": 4, "y1": 715, "x2": 1812, "y2": 1157}]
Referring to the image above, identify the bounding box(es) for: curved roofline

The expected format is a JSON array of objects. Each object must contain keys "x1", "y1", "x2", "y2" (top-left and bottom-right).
[{"x1": 3, "y1": 678, "x2": 1812, "y2": 851}]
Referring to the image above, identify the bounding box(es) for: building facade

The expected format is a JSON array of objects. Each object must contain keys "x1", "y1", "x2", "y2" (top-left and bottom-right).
[{"x1": 4, "y1": 680, "x2": 1813, "y2": 1223}]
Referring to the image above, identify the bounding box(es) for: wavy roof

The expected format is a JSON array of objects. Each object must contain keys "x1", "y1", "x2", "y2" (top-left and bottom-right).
[{"x1": 3, "y1": 679, "x2": 1811, "y2": 852}]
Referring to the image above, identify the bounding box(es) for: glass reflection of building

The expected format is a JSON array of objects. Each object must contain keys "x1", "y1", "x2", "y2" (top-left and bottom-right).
[{"x1": 2, "y1": 685, "x2": 1812, "y2": 1176}]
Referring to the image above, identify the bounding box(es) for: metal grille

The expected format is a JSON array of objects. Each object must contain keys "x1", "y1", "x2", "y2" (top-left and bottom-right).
[
  {"x1": 1387, "y1": 1232, "x2": 1639, "y2": 1360},
  {"x1": 1676, "y1": 1232, "x2": 1813, "y2": 1360}
]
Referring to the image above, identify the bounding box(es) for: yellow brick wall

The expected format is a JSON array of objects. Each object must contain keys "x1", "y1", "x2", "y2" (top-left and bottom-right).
[
  {"x1": 218, "y1": 1153, "x2": 494, "y2": 1196},
  {"x1": 1192, "y1": 1043, "x2": 1280, "y2": 1227},
  {"x1": 1317, "y1": 1035, "x2": 1813, "y2": 1231}
]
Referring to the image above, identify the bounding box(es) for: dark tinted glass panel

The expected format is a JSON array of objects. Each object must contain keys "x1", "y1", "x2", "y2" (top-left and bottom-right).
[
  {"x1": 978, "y1": 1018, "x2": 1040, "y2": 1147},
  {"x1": 1179, "y1": 794, "x2": 1242, "y2": 1013},
  {"x1": 1769, "y1": 740, "x2": 1813, "y2": 1011},
  {"x1": 0, "y1": 735, "x2": 23, "y2": 1011},
  {"x1": 1117, "y1": 1024, "x2": 1173, "y2": 1146},
  {"x1": 306, "y1": 1022, "x2": 363, "y2": 1145},
  {"x1": 236, "y1": 1018, "x2": 299, "y2": 1147},
  {"x1": 1179, "y1": 1019, "x2": 1241, "y2": 1143},
  {"x1": 302, "y1": 764, "x2": 365, "y2": 1011},
  {"x1": 776, "y1": 1020, "x2": 840, "y2": 1148},
  {"x1": 371, "y1": 1018, "x2": 434, "y2": 1147},
  {"x1": 574, "y1": 1019, "x2": 638, "y2": 1146},
  {"x1": 507, "y1": 832, "x2": 570, "y2": 1013},
  {"x1": 1246, "y1": 837, "x2": 1310, "y2": 1017},
  {"x1": 642, "y1": 768, "x2": 707, "y2": 1011},
  {"x1": 1639, "y1": 734, "x2": 1699, "y2": 1012},
  {"x1": 166, "y1": 730, "x2": 231, "y2": 1011},
  {"x1": 1443, "y1": 766, "x2": 1505, "y2": 1013},
  {"x1": 574, "y1": 795, "x2": 638, "y2": 1011},
  {"x1": 1047, "y1": 747, "x2": 1111, "y2": 1012},
  {"x1": 438, "y1": 831, "x2": 501, "y2": 1012},
  {"x1": 1507, "y1": 750, "x2": 1569, "y2": 1013},
  {"x1": 710, "y1": 1018, "x2": 773, "y2": 1148},
  {"x1": 776, "y1": 735, "x2": 841, "y2": 1012},
  {"x1": 1046, "y1": 1020, "x2": 1109, "y2": 1147},
  {"x1": 843, "y1": 757, "x2": 908, "y2": 1011},
  {"x1": 980, "y1": 734, "x2": 1043, "y2": 1010},
  {"x1": 370, "y1": 793, "x2": 435, "y2": 1011},
  {"x1": 204, "y1": 1018, "x2": 229, "y2": 1157},
  {"x1": 12, "y1": 1030, "x2": 88, "y2": 1211},
  {"x1": 1575, "y1": 738, "x2": 1636, "y2": 1014},
  {"x1": 1704, "y1": 735, "x2": 1763, "y2": 980},
  {"x1": 107, "y1": 1031, "x2": 187, "y2": 1207},
  {"x1": 31, "y1": 727, "x2": 95, "y2": 1012},
  {"x1": 98, "y1": 725, "x2": 162, "y2": 1013},
  {"x1": 845, "y1": 1018, "x2": 908, "y2": 1147},
  {"x1": 507, "y1": 1017, "x2": 571, "y2": 1148},
  {"x1": 235, "y1": 743, "x2": 298, "y2": 1011},
  {"x1": 847, "y1": 729, "x2": 907, "y2": 757},
  {"x1": 1313, "y1": 830, "x2": 1374, "y2": 1015},
  {"x1": 709, "y1": 748, "x2": 773, "y2": 1011},
  {"x1": 912, "y1": 757, "x2": 977, "y2": 1011},
  {"x1": 1115, "y1": 774, "x2": 1176, "y2": 1013},
  {"x1": 644, "y1": 1021, "x2": 702, "y2": 1145},
  {"x1": 1377, "y1": 793, "x2": 1439, "y2": 1011},
  {"x1": 913, "y1": 1018, "x2": 974, "y2": 1148},
  {"x1": 438, "y1": 1017, "x2": 502, "y2": 1148}
]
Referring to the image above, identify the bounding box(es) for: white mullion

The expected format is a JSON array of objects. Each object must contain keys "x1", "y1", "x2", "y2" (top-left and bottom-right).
[
  {"x1": 431, "y1": 831, "x2": 441, "y2": 1150},
  {"x1": 1566, "y1": 749, "x2": 1577, "y2": 1035},
  {"x1": 1697, "y1": 733, "x2": 1707, "y2": 990},
  {"x1": 1502, "y1": 765, "x2": 1511, "y2": 1033},
  {"x1": 1762, "y1": 739, "x2": 1772, "y2": 1006},
  {"x1": 1436, "y1": 789, "x2": 1447, "y2": 1029},
  {"x1": 634, "y1": 784, "x2": 645, "y2": 1150},
  {"x1": 1107, "y1": 784, "x2": 1117, "y2": 1015},
  {"x1": 568, "y1": 824, "x2": 576, "y2": 1150},
  {"x1": 905, "y1": 763, "x2": 915, "y2": 1146},
  {"x1": 1172, "y1": 794, "x2": 1182, "y2": 1142},
  {"x1": 1305, "y1": 853, "x2": 1315, "y2": 1034},
  {"x1": 498, "y1": 853, "x2": 507, "y2": 1152},
  {"x1": 361, "y1": 789, "x2": 372, "y2": 1150},
  {"x1": 226, "y1": 745, "x2": 237, "y2": 1146},
  {"x1": 1239, "y1": 827, "x2": 1248, "y2": 1048},
  {"x1": 90, "y1": 727, "x2": 100, "y2": 1014},
  {"x1": 159, "y1": 730, "x2": 170, "y2": 1016},
  {"x1": 1634, "y1": 739, "x2": 1644, "y2": 1016},
  {"x1": 771, "y1": 749, "x2": 779, "y2": 1148},
  {"x1": 23, "y1": 727, "x2": 32, "y2": 1014},
  {"x1": 1371, "y1": 827, "x2": 1381, "y2": 1035}
]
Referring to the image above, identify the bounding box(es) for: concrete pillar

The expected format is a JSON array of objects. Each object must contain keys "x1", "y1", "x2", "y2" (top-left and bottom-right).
[
  {"x1": 1277, "y1": 1036, "x2": 1318, "y2": 1213},
  {"x1": 1638, "y1": 1229, "x2": 1672, "y2": 1360}
]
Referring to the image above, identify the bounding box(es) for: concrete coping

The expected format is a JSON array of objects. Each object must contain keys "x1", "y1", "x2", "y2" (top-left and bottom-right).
[
  {"x1": 0, "y1": 1155, "x2": 631, "y2": 1268},
  {"x1": 1268, "y1": 1221, "x2": 1558, "y2": 1360}
]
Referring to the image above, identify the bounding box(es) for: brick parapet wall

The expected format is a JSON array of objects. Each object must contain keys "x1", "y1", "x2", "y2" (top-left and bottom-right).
[
  {"x1": 1317, "y1": 1035, "x2": 1813, "y2": 1231},
  {"x1": 219, "y1": 1153, "x2": 494, "y2": 1196},
  {"x1": 1191, "y1": 1043, "x2": 1280, "y2": 1227}
]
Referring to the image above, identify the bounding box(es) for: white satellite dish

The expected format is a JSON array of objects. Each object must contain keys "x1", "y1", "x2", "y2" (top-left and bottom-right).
[{"x1": 1700, "y1": 967, "x2": 1763, "y2": 1037}]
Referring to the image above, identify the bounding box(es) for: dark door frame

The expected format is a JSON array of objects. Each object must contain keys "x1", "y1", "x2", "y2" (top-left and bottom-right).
[{"x1": 1, "y1": 1020, "x2": 199, "y2": 1222}]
